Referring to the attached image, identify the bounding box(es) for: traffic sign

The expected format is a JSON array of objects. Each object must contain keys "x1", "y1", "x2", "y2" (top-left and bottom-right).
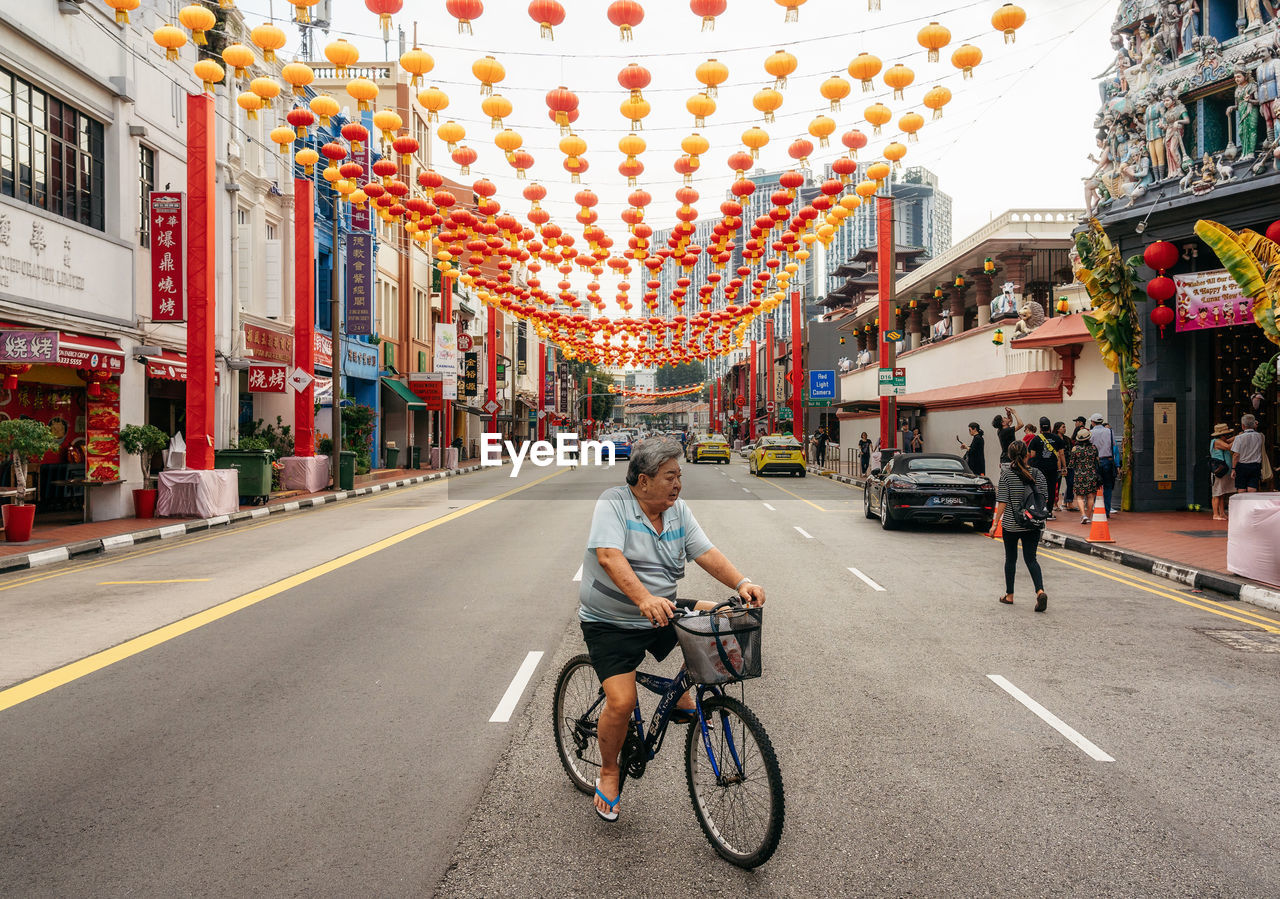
[
  {"x1": 877, "y1": 367, "x2": 907, "y2": 396},
  {"x1": 537, "y1": 410, "x2": 547, "y2": 419},
  {"x1": 884, "y1": 330, "x2": 904, "y2": 342},
  {"x1": 808, "y1": 370, "x2": 836, "y2": 401},
  {"x1": 734, "y1": 396, "x2": 746, "y2": 407},
  {"x1": 484, "y1": 399, "x2": 501, "y2": 414},
  {"x1": 766, "y1": 402, "x2": 776, "y2": 412}
]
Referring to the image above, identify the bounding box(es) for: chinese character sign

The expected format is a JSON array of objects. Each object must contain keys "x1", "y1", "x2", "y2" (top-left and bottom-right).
[
  {"x1": 248, "y1": 363, "x2": 288, "y2": 393},
  {"x1": 349, "y1": 141, "x2": 372, "y2": 233},
  {"x1": 149, "y1": 192, "x2": 185, "y2": 321},
  {"x1": 557, "y1": 362, "x2": 570, "y2": 415},
  {"x1": 345, "y1": 233, "x2": 374, "y2": 336},
  {"x1": 0, "y1": 330, "x2": 59, "y2": 364},
  {"x1": 462, "y1": 352, "x2": 479, "y2": 397},
  {"x1": 243, "y1": 323, "x2": 294, "y2": 364},
  {"x1": 1174, "y1": 269, "x2": 1252, "y2": 332}
]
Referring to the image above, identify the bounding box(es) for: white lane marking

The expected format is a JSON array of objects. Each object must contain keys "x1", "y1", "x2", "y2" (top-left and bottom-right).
[
  {"x1": 986, "y1": 675, "x2": 1115, "y2": 762},
  {"x1": 794, "y1": 526, "x2": 813, "y2": 539},
  {"x1": 846, "y1": 566, "x2": 886, "y2": 592},
  {"x1": 490, "y1": 651, "x2": 545, "y2": 723},
  {"x1": 763, "y1": 503, "x2": 776, "y2": 511},
  {"x1": 572, "y1": 564, "x2": 583, "y2": 582},
  {"x1": 729, "y1": 478, "x2": 737, "y2": 483},
  {"x1": 743, "y1": 487, "x2": 751, "y2": 493}
]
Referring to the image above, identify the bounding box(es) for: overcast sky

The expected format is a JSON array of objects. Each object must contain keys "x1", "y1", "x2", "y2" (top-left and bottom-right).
[{"x1": 235, "y1": 0, "x2": 1113, "y2": 241}]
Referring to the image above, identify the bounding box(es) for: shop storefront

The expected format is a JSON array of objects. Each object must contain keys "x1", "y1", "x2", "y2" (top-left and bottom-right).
[
  {"x1": 241, "y1": 321, "x2": 294, "y2": 435},
  {"x1": 314, "y1": 330, "x2": 380, "y2": 469},
  {"x1": 141, "y1": 349, "x2": 221, "y2": 443}
]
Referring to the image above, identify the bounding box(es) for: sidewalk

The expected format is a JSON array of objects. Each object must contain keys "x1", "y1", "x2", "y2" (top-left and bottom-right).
[
  {"x1": 0, "y1": 461, "x2": 490, "y2": 573},
  {"x1": 809, "y1": 466, "x2": 1280, "y2": 613}
]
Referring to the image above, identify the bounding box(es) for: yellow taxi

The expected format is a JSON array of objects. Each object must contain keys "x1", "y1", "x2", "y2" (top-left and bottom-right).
[
  {"x1": 688, "y1": 434, "x2": 731, "y2": 464},
  {"x1": 748, "y1": 435, "x2": 807, "y2": 477}
]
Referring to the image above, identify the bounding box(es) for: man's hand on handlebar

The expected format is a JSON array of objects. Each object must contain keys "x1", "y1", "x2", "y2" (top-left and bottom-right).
[
  {"x1": 738, "y1": 582, "x2": 766, "y2": 608},
  {"x1": 637, "y1": 593, "x2": 677, "y2": 627}
]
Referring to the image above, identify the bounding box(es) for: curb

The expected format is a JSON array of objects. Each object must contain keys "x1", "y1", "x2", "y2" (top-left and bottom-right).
[
  {"x1": 0, "y1": 462, "x2": 503, "y2": 575},
  {"x1": 807, "y1": 466, "x2": 1280, "y2": 614}
]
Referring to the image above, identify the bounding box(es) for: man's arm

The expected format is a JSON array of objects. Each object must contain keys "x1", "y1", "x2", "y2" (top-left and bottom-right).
[
  {"x1": 1009, "y1": 409, "x2": 1023, "y2": 428},
  {"x1": 596, "y1": 548, "x2": 676, "y2": 626},
  {"x1": 692, "y1": 548, "x2": 766, "y2": 606}
]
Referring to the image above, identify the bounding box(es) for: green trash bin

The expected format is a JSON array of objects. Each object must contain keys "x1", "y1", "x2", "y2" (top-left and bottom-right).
[
  {"x1": 409, "y1": 446, "x2": 422, "y2": 469},
  {"x1": 214, "y1": 450, "x2": 273, "y2": 504},
  {"x1": 385, "y1": 446, "x2": 401, "y2": 469},
  {"x1": 339, "y1": 450, "x2": 356, "y2": 491}
]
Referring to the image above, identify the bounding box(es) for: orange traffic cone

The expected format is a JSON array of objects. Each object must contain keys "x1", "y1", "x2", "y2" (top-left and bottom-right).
[{"x1": 1087, "y1": 492, "x2": 1115, "y2": 543}]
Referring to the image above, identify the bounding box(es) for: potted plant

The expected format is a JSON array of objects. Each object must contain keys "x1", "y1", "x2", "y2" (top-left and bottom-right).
[
  {"x1": 0, "y1": 418, "x2": 62, "y2": 542},
  {"x1": 119, "y1": 423, "x2": 170, "y2": 518}
]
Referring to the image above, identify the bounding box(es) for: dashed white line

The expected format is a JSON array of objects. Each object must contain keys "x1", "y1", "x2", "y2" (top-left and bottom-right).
[
  {"x1": 743, "y1": 487, "x2": 751, "y2": 493},
  {"x1": 729, "y1": 478, "x2": 737, "y2": 483},
  {"x1": 763, "y1": 503, "x2": 776, "y2": 511},
  {"x1": 490, "y1": 651, "x2": 545, "y2": 723},
  {"x1": 986, "y1": 675, "x2": 1115, "y2": 762},
  {"x1": 846, "y1": 566, "x2": 886, "y2": 592},
  {"x1": 572, "y1": 564, "x2": 583, "y2": 582},
  {"x1": 794, "y1": 526, "x2": 813, "y2": 539}
]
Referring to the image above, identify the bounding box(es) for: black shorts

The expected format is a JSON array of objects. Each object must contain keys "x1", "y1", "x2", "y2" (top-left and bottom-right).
[
  {"x1": 580, "y1": 621, "x2": 678, "y2": 683},
  {"x1": 1235, "y1": 461, "x2": 1263, "y2": 491}
]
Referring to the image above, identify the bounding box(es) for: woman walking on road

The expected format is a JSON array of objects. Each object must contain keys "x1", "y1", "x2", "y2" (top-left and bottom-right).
[
  {"x1": 989, "y1": 441, "x2": 1049, "y2": 612},
  {"x1": 858, "y1": 432, "x2": 872, "y2": 475},
  {"x1": 1068, "y1": 427, "x2": 1101, "y2": 524}
]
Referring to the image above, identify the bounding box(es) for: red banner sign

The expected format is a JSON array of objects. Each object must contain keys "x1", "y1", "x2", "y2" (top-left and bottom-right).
[
  {"x1": 408, "y1": 373, "x2": 444, "y2": 411},
  {"x1": 244, "y1": 323, "x2": 293, "y2": 364},
  {"x1": 149, "y1": 192, "x2": 185, "y2": 321},
  {"x1": 248, "y1": 363, "x2": 287, "y2": 393},
  {"x1": 314, "y1": 331, "x2": 333, "y2": 370}
]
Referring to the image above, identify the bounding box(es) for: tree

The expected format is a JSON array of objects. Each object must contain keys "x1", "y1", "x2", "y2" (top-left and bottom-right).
[
  {"x1": 567, "y1": 361, "x2": 615, "y2": 421},
  {"x1": 656, "y1": 361, "x2": 706, "y2": 390}
]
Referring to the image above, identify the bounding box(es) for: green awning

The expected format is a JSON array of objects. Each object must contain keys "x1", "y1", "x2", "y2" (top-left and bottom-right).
[{"x1": 381, "y1": 377, "x2": 427, "y2": 410}]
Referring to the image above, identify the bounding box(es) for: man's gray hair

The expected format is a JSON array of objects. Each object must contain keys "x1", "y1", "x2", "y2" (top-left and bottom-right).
[
  {"x1": 1242, "y1": 413, "x2": 1257, "y2": 430},
  {"x1": 626, "y1": 437, "x2": 683, "y2": 486}
]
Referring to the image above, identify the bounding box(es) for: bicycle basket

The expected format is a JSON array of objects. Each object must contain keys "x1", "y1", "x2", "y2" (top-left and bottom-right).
[{"x1": 673, "y1": 608, "x2": 763, "y2": 685}]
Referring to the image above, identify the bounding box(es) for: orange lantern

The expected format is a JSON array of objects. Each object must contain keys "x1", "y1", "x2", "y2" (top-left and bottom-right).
[
  {"x1": 923, "y1": 85, "x2": 952, "y2": 119},
  {"x1": 346, "y1": 77, "x2": 379, "y2": 111},
  {"x1": 270, "y1": 125, "x2": 297, "y2": 154},
  {"x1": 696, "y1": 58, "x2": 729, "y2": 98},
  {"x1": 917, "y1": 21, "x2": 951, "y2": 63},
  {"x1": 250, "y1": 77, "x2": 281, "y2": 109},
  {"x1": 292, "y1": 0, "x2": 320, "y2": 23},
  {"x1": 250, "y1": 24, "x2": 287, "y2": 64},
  {"x1": 848, "y1": 52, "x2": 882, "y2": 92},
  {"x1": 607, "y1": 1, "x2": 645, "y2": 41},
  {"x1": 281, "y1": 63, "x2": 315, "y2": 97},
  {"x1": 951, "y1": 43, "x2": 983, "y2": 79},
  {"x1": 620, "y1": 95, "x2": 651, "y2": 132},
  {"x1": 775, "y1": 0, "x2": 806, "y2": 22},
  {"x1": 808, "y1": 115, "x2": 836, "y2": 148},
  {"x1": 325, "y1": 39, "x2": 360, "y2": 77},
  {"x1": 236, "y1": 91, "x2": 263, "y2": 119},
  {"x1": 898, "y1": 111, "x2": 925, "y2": 142},
  {"x1": 178, "y1": 4, "x2": 216, "y2": 45},
  {"x1": 437, "y1": 120, "x2": 466, "y2": 152},
  {"x1": 867, "y1": 161, "x2": 890, "y2": 183},
  {"x1": 310, "y1": 94, "x2": 340, "y2": 126},
  {"x1": 687, "y1": 92, "x2": 716, "y2": 127},
  {"x1": 884, "y1": 63, "x2": 914, "y2": 101},
  {"x1": 222, "y1": 43, "x2": 255, "y2": 80},
  {"x1": 753, "y1": 87, "x2": 783, "y2": 123},
  {"x1": 883, "y1": 142, "x2": 907, "y2": 169},
  {"x1": 864, "y1": 102, "x2": 891, "y2": 135},
  {"x1": 992, "y1": 3, "x2": 1026, "y2": 43},
  {"x1": 820, "y1": 74, "x2": 851, "y2": 111},
  {"x1": 103, "y1": 0, "x2": 140, "y2": 25},
  {"x1": 742, "y1": 126, "x2": 769, "y2": 159},
  {"x1": 417, "y1": 86, "x2": 449, "y2": 122},
  {"x1": 765, "y1": 49, "x2": 798, "y2": 89},
  {"x1": 496, "y1": 128, "x2": 524, "y2": 155},
  {"x1": 529, "y1": 0, "x2": 566, "y2": 40},
  {"x1": 193, "y1": 59, "x2": 224, "y2": 94},
  {"x1": 559, "y1": 132, "x2": 588, "y2": 159},
  {"x1": 481, "y1": 94, "x2": 512, "y2": 129},
  {"x1": 153, "y1": 25, "x2": 187, "y2": 63},
  {"x1": 400, "y1": 47, "x2": 435, "y2": 87},
  {"x1": 472, "y1": 55, "x2": 506, "y2": 96}
]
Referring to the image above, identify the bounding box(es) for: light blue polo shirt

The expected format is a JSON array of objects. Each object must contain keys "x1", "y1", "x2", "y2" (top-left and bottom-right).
[{"x1": 579, "y1": 486, "x2": 715, "y2": 629}]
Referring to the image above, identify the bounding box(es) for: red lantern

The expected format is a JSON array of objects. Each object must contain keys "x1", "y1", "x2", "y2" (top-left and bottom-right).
[
  {"x1": 1267, "y1": 220, "x2": 1280, "y2": 244},
  {"x1": 392, "y1": 134, "x2": 418, "y2": 166},
  {"x1": 608, "y1": 0, "x2": 644, "y2": 40},
  {"x1": 1150, "y1": 302, "x2": 1175, "y2": 337},
  {"x1": 446, "y1": 0, "x2": 484, "y2": 34},
  {"x1": 286, "y1": 106, "x2": 316, "y2": 138},
  {"x1": 77, "y1": 368, "x2": 111, "y2": 398},
  {"x1": 617, "y1": 63, "x2": 651, "y2": 99},
  {"x1": 1145, "y1": 275, "x2": 1176, "y2": 304},
  {"x1": 690, "y1": 0, "x2": 727, "y2": 31},
  {"x1": 1, "y1": 363, "x2": 31, "y2": 390},
  {"x1": 1143, "y1": 240, "x2": 1179, "y2": 274},
  {"x1": 365, "y1": 0, "x2": 403, "y2": 38},
  {"x1": 528, "y1": 0, "x2": 565, "y2": 39},
  {"x1": 340, "y1": 122, "x2": 369, "y2": 152}
]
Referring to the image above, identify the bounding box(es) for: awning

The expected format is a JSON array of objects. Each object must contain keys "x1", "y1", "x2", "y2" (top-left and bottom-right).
[
  {"x1": 381, "y1": 376, "x2": 426, "y2": 410},
  {"x1": 1009, "y1": 313, "x2": 1092, "y2": 350},
  {"x1": 0, "y1": 322, "x2": 126, "y2": 373},
  {"x1": 837, "y1": 371, "x2": 1062, "y2": 418},
  {"x1": 143, "y1": 349, "x2": 221, "y2": 385}
]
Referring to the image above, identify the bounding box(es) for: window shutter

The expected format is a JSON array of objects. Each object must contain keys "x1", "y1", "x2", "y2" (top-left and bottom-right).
[
  {"x1": 237, "y1": 224, "x2": 252, "y2": 308},
  {"x1": 383, "y1": 341, "x2": 394, "y2": 369},
  {"x1": 264, "y1": 239, "x2": 283, "y2": 318},
  {"x1": 418, "y1": 350, "x2": 427, "y2": 373}
]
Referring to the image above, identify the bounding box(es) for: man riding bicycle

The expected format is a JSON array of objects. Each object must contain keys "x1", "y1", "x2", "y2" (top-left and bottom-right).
[{"x1": 579, "y1": 437, "x2": 766, "y2": 821}]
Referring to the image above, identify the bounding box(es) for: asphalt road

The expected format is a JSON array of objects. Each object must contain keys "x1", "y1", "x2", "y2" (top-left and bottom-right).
[{"x1": 1, "y1": 454, "x2": 1278, "y2": 897}]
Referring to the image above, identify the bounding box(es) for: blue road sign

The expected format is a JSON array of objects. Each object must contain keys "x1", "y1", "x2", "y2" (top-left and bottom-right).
[{"x1": 808, "y1": 370, "x2": 836, "y2": 401}]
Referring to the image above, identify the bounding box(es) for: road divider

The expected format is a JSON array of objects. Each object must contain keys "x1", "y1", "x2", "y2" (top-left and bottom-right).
[
  {"x1": 489, "y1": 651, "x2": 544, "y2": 723},
  {"x1": 987, "y1": 674, "x2": 1114, "y2": 762},
  {"x1": 847, "y1": 567, "x2": 885, "y2": 592}
]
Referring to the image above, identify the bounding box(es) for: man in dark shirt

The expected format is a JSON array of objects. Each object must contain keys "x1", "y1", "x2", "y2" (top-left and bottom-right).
[
  {"x1": 960, "y1": 422, "x2": 986, "y2": 476},
  {"x1": 991, "y1": 406, "x2": 1023, "y2": 463}
]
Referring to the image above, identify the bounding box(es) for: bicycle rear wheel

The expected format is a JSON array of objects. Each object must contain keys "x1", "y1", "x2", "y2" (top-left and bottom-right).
[
  {"x1": 552, "y1": 654, "x2": 605, "y2": 795},
  {"x1": 685, "y1": 694, "x2": 784, "y2": 869}
]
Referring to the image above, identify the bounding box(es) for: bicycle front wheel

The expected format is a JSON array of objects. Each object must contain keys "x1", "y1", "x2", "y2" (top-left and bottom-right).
[
  {"x1": 552, "y1": 653, "x2": 604, "y2": 795},
  {"x1": 684, "y1": 694, "x2": 785, "y2": 869}
]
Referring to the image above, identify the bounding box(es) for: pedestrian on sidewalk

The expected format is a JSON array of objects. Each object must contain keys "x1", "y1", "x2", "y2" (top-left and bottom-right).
[
  {"x1": 1066, "y1": 416, "x2": 1086, "y2": 502},
  {"x1": 815, "y1": 427, "x2": 829, "y2": 467},
  {"x1": 1089, "y1": 413, "x2": 1118, "y2": 515},
  {"x1": 1232, "y1": 414, "x2": 1265, "y2": 494},
  {"x1": 993, "y1": 407, "x2": 1022, "y2": 462},
  {"x1": 989, "y1": 440, "x2": 1049, "y2": 612},
  {"x1": 1030, "y1": 417, "x2": 1060, "y2": 520},
  {"x1": 911, "y1": 427, "x2": 924, "y2": 453},
  {"x1": 1209, "y1": 422, "x2": 1236, "y2": 520},
  {"x1": 859, "y1": 432, "x2": 872, "y2": 476},
  {"x1": 1050, "y1": 421, "x2": 1070, "y2": 510},
  {"x1": 1069, "y1": 427, "x2": 1101, "y2": 524},
  {"x1": 960, "y1": 422, "x2": 986, "y2": 477}
]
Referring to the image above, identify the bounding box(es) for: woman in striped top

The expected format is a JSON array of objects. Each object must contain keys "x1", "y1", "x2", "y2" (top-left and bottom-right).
[{"x1": 989, "y1": 440, "x2": 1049, "y2": 612}]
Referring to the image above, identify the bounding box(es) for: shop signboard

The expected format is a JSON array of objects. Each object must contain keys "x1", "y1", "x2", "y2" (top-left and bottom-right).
[
  {"x1": 149, "y1": 192, "x2": 185, "y2": 321},
  {"x1": 557, "y1": 362, "x2": 570, "y2": 414},
  {"x1": 0, "y1": 330, "x2": 58, "y2": 364},
  {"x1": 314, "y1": 332, "x2": 333, "y2": 371},
  {"x1": 434, "y1": 323, "x2": 458, "y2": 401},
  {"x1": 349, "y1": 139, "x2": 372, "y2": 232},
  {"x1": 462, "y1": 351, "x2": 479, "y2": 397},
  {"x1": 248, "y1": 363, "x2": 287, "y2": 393},
  {"x1": 1153, "y1": 400, "x2": 1177, "y2": 482},
  {"x1": 408, "y1": 372, "x2": 444, "y2": 411},
  {"x1": 1174, "y1": 269, "x2": 1251, "y2": 332},
  {"x1": 344, "y1": 233, "x2": 374, "y2": 335},
  {"x1": 457, "y1": 332, "x2": 474, "y2": 353},
  {"x1": 244, "y1": 322, "x2": 293, "y2": 365},
  {"x1": 343, "y1": 340, "x2": 380, "y2": 381},
  {"x1": 543, "y1": 365, "x2": 555, "y2": 408}
]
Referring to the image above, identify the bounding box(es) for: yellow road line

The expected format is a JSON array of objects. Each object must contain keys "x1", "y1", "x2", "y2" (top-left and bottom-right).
[
  {"x1": 97, "y1": 579, "x2": 211, "y2": 586},
  {"x1": 1039, "y1": 549, "x2": 1280, "y2": 634},
  {"x1": 756, "y1": 476, "x2": 830, "y2": 512},
  {"x1": 0, "y1": 467, "x2": 566, "y2": 714}
]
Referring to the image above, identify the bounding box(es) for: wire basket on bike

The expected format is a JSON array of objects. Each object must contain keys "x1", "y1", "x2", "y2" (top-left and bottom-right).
[{"x1": 674, "y1": 607, "x2": 763, "y2": 685}]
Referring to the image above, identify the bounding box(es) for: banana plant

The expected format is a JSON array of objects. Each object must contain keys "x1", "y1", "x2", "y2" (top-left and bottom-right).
[
  {"x1": 1193, "y1": 219, "x2": 1280, "y2": 347},
  {"x1": 1073, "y1": 218, "x2": 1142, "y2": 511}
]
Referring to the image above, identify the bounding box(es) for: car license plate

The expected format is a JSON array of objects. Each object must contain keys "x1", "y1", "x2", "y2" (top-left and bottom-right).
[{"x1": 928, "y1": 496, "x2": 965, "y2": 506}]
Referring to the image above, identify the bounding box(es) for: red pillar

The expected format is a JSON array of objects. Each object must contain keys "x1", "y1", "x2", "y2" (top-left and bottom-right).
[
  {"x1": 749, "y1": 339, "x2": 758, "y2": 441},
  {"x1": 185, "y1": 92, "x2": 215, "y2": 470},
  {"x1": 442, "y1": 275, "x2": 454, "y2": 448},
  {"x1": 766, "y1": 318, "x2": 775, "y2": 436},
  {"x1": 537, "y1": 341, "x2": 546, "y2": 442},
  {"x1": 487, "y1": 304, "x2": 498, "y2": 435},
  {"x1": 790, "y1": 290, "x2": 803, "y2": 442},
  {"x1": 877, "y1": 196, "x2": 895, "y2": 450},
  {"x1": 293, "y1": 177, "x2": 315, "y2": 456}
]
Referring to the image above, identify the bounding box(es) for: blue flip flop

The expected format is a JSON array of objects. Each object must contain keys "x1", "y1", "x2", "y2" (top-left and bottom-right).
[{"x1": 594, "y1": 778, "x2": 621, "y2": 823}]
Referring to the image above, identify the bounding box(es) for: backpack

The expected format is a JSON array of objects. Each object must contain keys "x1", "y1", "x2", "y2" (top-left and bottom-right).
[{"x1": 1014, "y1": 470, "x2": 1050, "y2": 529}]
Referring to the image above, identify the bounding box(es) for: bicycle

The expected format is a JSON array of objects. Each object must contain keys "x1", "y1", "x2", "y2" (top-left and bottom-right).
[{"x1": 552, "y1": 601, "x2": 785, "y2": 869}]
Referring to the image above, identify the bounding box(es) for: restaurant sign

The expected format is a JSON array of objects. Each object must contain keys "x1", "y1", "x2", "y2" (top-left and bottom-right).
[{"x1": 244, "y1": 322, "x2": 293, "y2": 365}]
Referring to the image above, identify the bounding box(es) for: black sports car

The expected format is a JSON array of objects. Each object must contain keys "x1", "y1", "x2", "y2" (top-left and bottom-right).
[{"x1": 863, "y1": 453, "x2": 996, "y2": 531}]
